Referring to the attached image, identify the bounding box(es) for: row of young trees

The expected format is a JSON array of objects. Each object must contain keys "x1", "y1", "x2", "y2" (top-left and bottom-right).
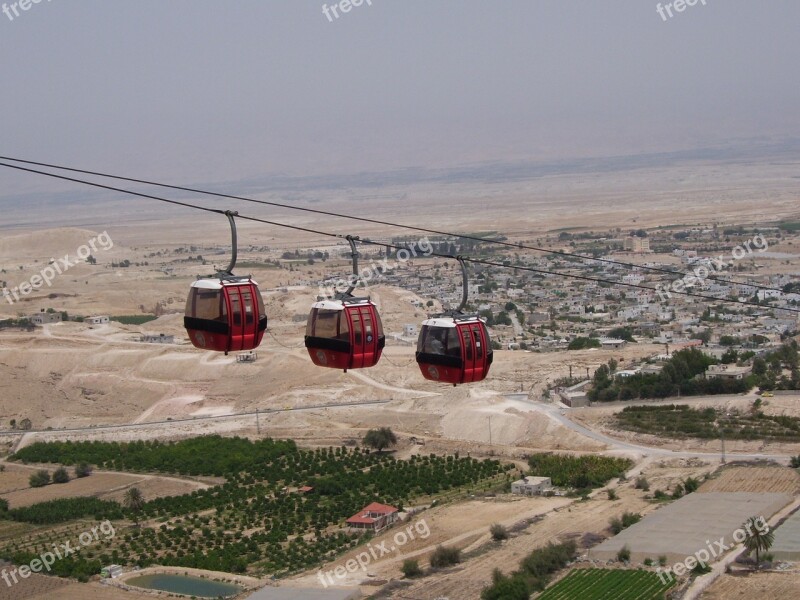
[
  {"x1": 3, "y1": 497, "x2": 125, "y2": 524},
  {"x1": 29, "y1": 464, "x2": 92, "y2": 488}
]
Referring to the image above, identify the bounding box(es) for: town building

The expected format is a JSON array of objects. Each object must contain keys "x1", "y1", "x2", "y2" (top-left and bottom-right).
[
  {"x1": 624, "y1": 237, "x2": 651, "y2": 253},
  {"x1": 705, "y1": 364, "x2": 753, "y2": 380}
]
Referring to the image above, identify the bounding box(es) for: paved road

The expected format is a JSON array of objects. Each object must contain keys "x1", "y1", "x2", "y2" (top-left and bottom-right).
[{"x1": 0, "y1": 400, "x2": 391, "y2": 437}]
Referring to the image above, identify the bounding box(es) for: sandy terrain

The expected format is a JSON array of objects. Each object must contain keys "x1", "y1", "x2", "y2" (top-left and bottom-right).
[
  {"x1": 10, "y1": 578, "x2": 155, "y2": 600},
  {"x1": 700, "y1": 571, "x2": 800, "y2": 600},
  {"x1": 0, "y1": 312, "x2": 666, "y2": 457}
]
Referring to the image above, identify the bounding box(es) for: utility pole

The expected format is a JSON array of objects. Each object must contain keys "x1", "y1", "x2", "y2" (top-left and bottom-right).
[
  {"x1": 256, "y1": 408, "x2": 261, "y2": 435},
  {"x1": 720, "y1": 412, "x2": 730, "y2": 464},
  {"x1": 569, "y1": 365, "x2": 573, "y2": 380},
  {"x1": 488, "y1": 415, "x2": 492, "y2": 446}
]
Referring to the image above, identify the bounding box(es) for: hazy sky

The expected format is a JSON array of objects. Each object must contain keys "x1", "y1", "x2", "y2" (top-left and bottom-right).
[{"x1": 1, "y1": 0, "x2": 799, "y2": 196}]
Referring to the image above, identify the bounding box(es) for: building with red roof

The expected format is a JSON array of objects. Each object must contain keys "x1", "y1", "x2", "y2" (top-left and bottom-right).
[{"x1": 345, "y1": 502, "x2": 399, "y2": 532}]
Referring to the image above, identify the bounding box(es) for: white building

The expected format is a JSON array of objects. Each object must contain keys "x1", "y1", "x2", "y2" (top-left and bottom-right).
[
  {"x1": 101, "y1": 564, "x2": 123, "y2": 579},
  {"x1": 706, "y1": 364, "x2": 753, "y2": 380},
  {"x1": 600, "y1": 338, "x2": 628, "y2": 349},
  {"x1": 86, "y1": 315, "x2": 109, "y2": 325},
  {"x1": 511, "y1": 476, "x2": 553, "y2": 496}
]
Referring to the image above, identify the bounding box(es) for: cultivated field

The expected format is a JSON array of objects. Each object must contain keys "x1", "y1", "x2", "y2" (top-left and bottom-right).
[
  {"x1": 0, "y1": 463, "x2": 208, "y2": 509},
  {"x1": 700, "y1": 572, "x2": 800, "y2": 600},
  {"x1": 698, "y1": 465, "x2": 800, "y2": 495},
  {"x1": 537, "y1": 568, "x2": 674, "y2": 600},
  {"x1": 0, "y1": 572, "x2": 70, "y2": 600}
]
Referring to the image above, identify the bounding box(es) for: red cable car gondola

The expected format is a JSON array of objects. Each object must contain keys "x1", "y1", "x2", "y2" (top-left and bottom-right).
[
  {"x1": 305, "y1": 236, "x2": 385, "y2": 371},
  {"x1": 184, "y1": 211, "x2": 267, "y2": 354},
  {"x1": 415, "y1": 257, "x2": 493, "y2": 385}
]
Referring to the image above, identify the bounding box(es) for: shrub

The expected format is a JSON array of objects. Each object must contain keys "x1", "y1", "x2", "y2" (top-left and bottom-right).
[
  {"x1": 617, "y1": 545, "x2": 631, "y2": 562},
  {"x1": 658, "y1": 555, "x2": 668, "y2": 566},
  {"x1": 430, "y1": 545, "x2": 461, "y2": 568},
  {"x1": 653, "y1": 489, "x2": 669, "y2": 500},
  {"x1": 683, "y1": 477, "x2": 700, "y2": 493},
  {"x1": 490, "y1": 523, "x2": 509, "y2": 541},
  {"x1": 644, "y1": 557, "x2": 653, "y2": 566},
  {"x1": 53, "y1": 467, "x2": 70, "y2": 484},
  {"x1": 481, "y1": 571, "x2": 530, "y2": 600},
  {"x1": 607, "y1": 489, "x2": 618, "y2": 500},
  {"x1": 362, "y1": 427, "x2": 397, "y2": 452},
  {"x1": 401, "y1": 558, "x2": 422, "y2": 578},
  {"x1": 610, "y1": 511, "x2": 641, "y2": 534},
  {"x1": 692, "y1": 562, "x2": 712, "y2": 574},
  {"x1": 635, "y1": 476, "x2": 650, "y2": 491},
  {"x1": 29, "y1": 470, "x2": 50, "y2": 488},
  {"x1": 75, "y1": 463, "x2": 93, "y2": 478}
]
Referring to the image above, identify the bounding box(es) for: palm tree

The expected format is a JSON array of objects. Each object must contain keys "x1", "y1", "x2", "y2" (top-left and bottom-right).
[
  {"x1": 742, "y1": 516, "x2": 774, "y2": 566},
  {"x1": 124, "y1": 487, "x2": 145, "y2": 526}
]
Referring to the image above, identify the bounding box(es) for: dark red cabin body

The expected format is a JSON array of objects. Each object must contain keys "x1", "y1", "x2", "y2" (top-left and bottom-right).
[
  {"x1": 305, "y1": 298, "x2": 385, "y2": 371},
  {"x1": 415, "y1": 316, "x2": 493, "y2": 385},
  {"x1": 184, "y1": 278, "x2": 267, "y2": 354}
]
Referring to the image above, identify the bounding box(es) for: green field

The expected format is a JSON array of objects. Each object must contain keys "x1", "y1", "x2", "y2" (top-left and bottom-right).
[
  {"x1": 110, "y1": 315, "x2": 159, "y2": 325},
  {"x1": 527, "y1": 453, "x2": 632, "y2": 491},
  {"x1": 616, "y1": 404, "x2": 800, "y2": 442},
  {"x1": 537, "y1": 569, "x2": 674, "y2": 600}
]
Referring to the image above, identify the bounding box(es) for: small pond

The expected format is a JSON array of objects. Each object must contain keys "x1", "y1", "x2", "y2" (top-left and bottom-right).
[{"x1": 126, "y1": 573, "x2": 243, "y2": 598}]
